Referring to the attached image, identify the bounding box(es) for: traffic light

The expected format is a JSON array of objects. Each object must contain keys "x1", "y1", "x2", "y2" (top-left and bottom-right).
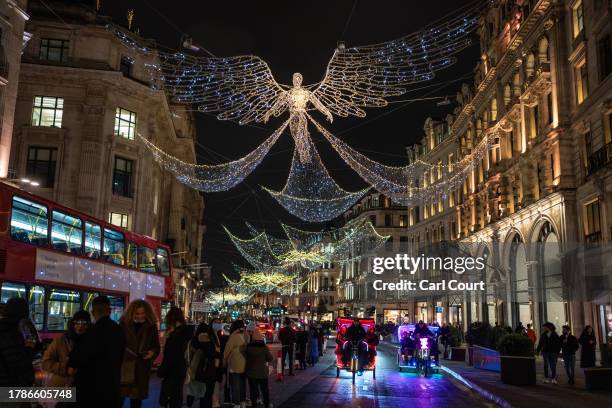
[{"x1": 306, "y1": 302, "x2": 311, "y2": 313}]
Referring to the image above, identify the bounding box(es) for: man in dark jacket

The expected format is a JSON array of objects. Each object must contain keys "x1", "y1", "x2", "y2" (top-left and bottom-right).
[
  {"x1": 69, "y1": 296, "x2": 126, "y2": 407},
  {"x1": 295, "y1": 325, "x2": 308, "y2": 370},
  {"x1": 0, "y1": 298, "x2": 34, "y2": 387},
  {"x1": 559, "y1": 325, "x2": 579, "y2": 385},
  {"x1": 346, "y1": 318, "x2": 366, "y2": 342},
  {"x1": 344, "y1": 318, "x2": 368, "y2": 374},
  {"x1": 536, "y1": 322, "x2": 561, "y2": 384},
  {"x1": 278, "y1": 318, "x2": 296, "y2": 376}
]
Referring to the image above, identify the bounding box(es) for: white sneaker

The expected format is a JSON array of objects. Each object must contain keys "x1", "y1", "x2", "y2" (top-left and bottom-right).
[
  {"x1": 551, "y1": 378, "x2": 557, "y2": 384},
  {"x1": 543, "y1": 378, "x2": 550, "y2": 384}
]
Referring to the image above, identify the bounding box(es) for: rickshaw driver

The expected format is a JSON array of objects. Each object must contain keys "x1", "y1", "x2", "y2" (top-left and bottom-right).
[
  {"x1": 343, "y1": 317, "x2": 369, "y2": 375},
  {"x1": 413, "y1": 320, "x2": 440, "y2": 364},
  {"x1": 414, "y1": 320, "x2": 433, "y2": 337}
]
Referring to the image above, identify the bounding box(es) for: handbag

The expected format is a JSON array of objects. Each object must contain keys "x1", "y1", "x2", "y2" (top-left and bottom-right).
[{"x1": 120, "y1": 348, "x2": 138, "y2": 385}]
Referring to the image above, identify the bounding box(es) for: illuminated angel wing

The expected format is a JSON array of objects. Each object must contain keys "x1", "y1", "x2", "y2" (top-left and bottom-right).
[
  {"x1": 312, "y1": 0, "x2": 484, "y2": 118},
  {"x1": 155, "y1": 52, "x2": 285, "y2": 124}
]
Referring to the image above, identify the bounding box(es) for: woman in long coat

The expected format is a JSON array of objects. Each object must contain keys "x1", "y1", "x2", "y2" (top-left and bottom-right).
[
  {"x1": 579, "y1": 325, "x2": 597, "y2": 368},
  {"x1": 120, "y1": 299, "x2": 161, "y2": 408},
  {"x1": 42, "y1": 310, "x2": 90, "y2": 387}
]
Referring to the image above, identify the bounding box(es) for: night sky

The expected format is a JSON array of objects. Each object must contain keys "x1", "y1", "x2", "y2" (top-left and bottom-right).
[{"x1": 98, "y1": 0, "x2": 480, "y2": 284}]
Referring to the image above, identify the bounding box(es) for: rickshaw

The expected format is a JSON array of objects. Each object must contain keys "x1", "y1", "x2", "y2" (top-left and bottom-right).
[
  {"x1": 335, "y1": 318, "x2": 377, "y2": 384},
  {"x1": 397, "y1": 323, "x2": 440, "y2": 375}
]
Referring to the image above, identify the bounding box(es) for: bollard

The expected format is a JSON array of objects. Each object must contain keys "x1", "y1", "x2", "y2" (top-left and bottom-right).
[{"x1": 276, "y1": 349, "x2": 283, "y2": 381}]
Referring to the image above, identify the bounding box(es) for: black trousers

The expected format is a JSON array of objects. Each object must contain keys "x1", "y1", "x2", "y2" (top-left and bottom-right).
[
  {"x1": 248, "y1": 377, "x2": 270, "y2": 408},
  {"x1": 159, "y1": 375, "x2": 185, "y2": 408},
  {"x1": 121, "y1": 398, "x2": 142, "y2": 408},
  {"x1": 281, "y1": 345, "x2": 294, "y2": 374}
]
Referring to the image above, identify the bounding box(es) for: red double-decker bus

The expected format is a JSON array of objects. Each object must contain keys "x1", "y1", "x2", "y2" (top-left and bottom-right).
[{"x1": 0, "y1": 181, "x2": 174, "y2": 339}]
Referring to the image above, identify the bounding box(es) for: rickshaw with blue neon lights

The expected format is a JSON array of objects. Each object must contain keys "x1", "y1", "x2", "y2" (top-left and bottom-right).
[
  {"x1": 397, "y1": 322, "x2": 440, "y2": 375},
  {"x1": 335, "y1": 318, "x2": 377, "y2": 384}
]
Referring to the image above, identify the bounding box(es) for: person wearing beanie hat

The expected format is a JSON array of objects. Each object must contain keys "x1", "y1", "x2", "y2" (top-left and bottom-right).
[
  {"x1": 536, "y1": 321, "x2": 561, "y2": 384},
  {"x1": 246, "y1": 327, "x2": 273, "y2": 408}
]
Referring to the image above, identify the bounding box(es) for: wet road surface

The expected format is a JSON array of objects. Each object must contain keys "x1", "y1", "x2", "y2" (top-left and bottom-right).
[{"x1": 277, "y1": 344, "x2": 493, "y2": 408}]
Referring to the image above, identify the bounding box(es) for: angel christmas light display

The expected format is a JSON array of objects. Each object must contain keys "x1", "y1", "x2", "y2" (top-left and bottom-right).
[{"x1": 112, "y1": 0, "x2": 489, "y2": 222}]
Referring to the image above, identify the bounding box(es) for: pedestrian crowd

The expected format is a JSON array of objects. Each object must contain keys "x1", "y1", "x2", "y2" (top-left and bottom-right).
[
  {"x1": 0, "y1": 297, "x2": 329, "y2": 408},
  {"x1": 512, "y1": 320, "x2": 598, "y2": 385}
]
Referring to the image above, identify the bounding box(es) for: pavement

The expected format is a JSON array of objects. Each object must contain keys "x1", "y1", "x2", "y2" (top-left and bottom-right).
[
  {"x1": 441, "y1": 358, "x2": 612, "y2": 408},
  {"x1": 378, "y1": 341, "x2": 612, "y2": 408}
]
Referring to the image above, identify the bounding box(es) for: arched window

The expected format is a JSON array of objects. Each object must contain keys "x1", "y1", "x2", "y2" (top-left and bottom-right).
[
  {"x1": 510, "y1": 233, "x2": 531, "y2": 326},
  {"x1": 538, "y1": 36, "x2": 550, "y2": 63},
  {"x1": 526, "y1": 53, "x2": 535, "y2": 77},
  {"x1": 536, "y1": 221, "x2": 566, "y2": 327}
]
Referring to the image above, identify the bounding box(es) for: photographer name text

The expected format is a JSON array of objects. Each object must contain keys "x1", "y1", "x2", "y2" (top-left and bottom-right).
[{"x1": 372, "y1": 279, "x2": 485, "y2": 291}]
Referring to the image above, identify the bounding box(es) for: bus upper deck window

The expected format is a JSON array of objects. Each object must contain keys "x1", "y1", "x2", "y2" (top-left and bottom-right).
[
  {"x1": 127, "y1": 241, "x2": 138, "y2": 269},
  {"x1": 156, "y1": 248, "x2": 170, "y2": 276},
  {"x1": 103, "y1": 228, "x2": 125, "y2": 266},
  {"x1": 85, "y1": 222, "x2": 101, "y2": 259},
  {"x1": 51, "y1": 210, "x2": 83, "y2": 255},
  {"x1": 11, "y1": 196, "x2": 48, "y2": 246},
  {"x1": 138, "y1": 246, "x2": 156, "y2": 273}
]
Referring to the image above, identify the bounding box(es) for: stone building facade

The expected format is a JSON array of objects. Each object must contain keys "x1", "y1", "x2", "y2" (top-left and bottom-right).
[
  {"x1": 7, "y1": 0, "x2": 205, "y2": 312},
  {"x1": 336, "y1": 190, "x2": 412, "y2": 323},
  {"x1": 336, "y1": 0, "x2": 611, "y2": 356},
  {"x1": 0, "y1": 0, "x2": 29, "y2": 178}
]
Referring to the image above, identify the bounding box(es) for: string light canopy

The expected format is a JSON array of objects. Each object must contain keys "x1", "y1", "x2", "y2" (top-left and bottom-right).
[
  {"x1": 204, "y1": 290, "x2": 252, "y2": 307},
  {"x1": 224, "y1": 271, "x2": 297, "y2": 294},
  {"x1": 109, "y1": 1, "x2": 487, "y2": 220},
  {"x1": 225, "y1": 218, "x2": 390, "y2": 272}
]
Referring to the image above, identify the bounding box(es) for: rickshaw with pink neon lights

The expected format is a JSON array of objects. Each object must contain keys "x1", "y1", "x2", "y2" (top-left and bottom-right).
[
  {"x1": 334, "y1": 318, "x2": 377, "y2": 384},
  {"x1": 397, "y1": 322, "x2": 440, "y2": 376}
]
